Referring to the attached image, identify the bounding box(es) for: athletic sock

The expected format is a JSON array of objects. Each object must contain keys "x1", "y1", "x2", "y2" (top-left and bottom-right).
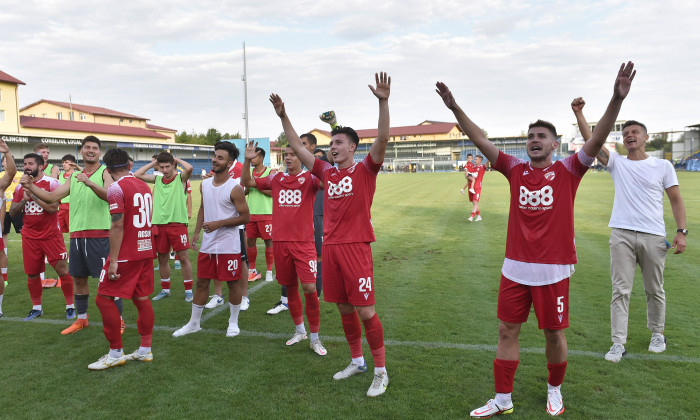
[
  {"x1": 495, "y1": 393, "x2": 512, "y2": 407},
  {"x1": 75, "y1": 294, "x2": 89, "y2": 318},
  {"x1": 494, "y1": 359, "x2": 520, "y2": 394},
  {"x1": 265, "y1": 246, "x2": 274, "y2": 271},
  {"x1": 96, "y1": 294, "x2": 122, "y2": 351},
  {"x1": 109, "y1": 348, "x2": 124, "y2": 358},
  {"x1": 183, "y1": 279, "x2": 193, "y2": 291},
  {"x1": 160, "y1": 278, "x2": 171, "y2": 291},
  {"x1": 133, "y1": 299, "x2": 154, "y2": 347},
  {"x1": 59, "y1": 274, "x2": 74, "y2": 305},
  {"x1": 40, "y1": 272, "x2": 45, "y2": 281},
  {"x1": 341, "y1": 311, "x2": 363, "y2": 360},
  {"x1": 281, "y1": 295, "x2": 288, "y2": 305},
  {"x1": 247, "y1": 247, "x2": 257, "y2": 271},
  {"x1": 362, "y1": 313, "x2": 385, "y2": 368},
  {"x1": 138, "y1": 346, "x2": 151, "y2": 355},
  {"x1": 315, "y1": 261, "x2": 322, "y2": 297},
  {"x1": 476, "y1": 211, "x2": 481, "y2": 215},
  {"x1": 310, "y1": 332, "x2": 319, "y2": 342},
  {"x1": 0, "y1": 293, "x2": 3, "y2": 313},
  {"x1": 228, "y1": 302, "x2": 240, "y2": 325},
  {"x1": 471, "y1": 212, "x2": 476, "y2": 218},
  {"x1": 114, "y1": 297, "x2": 124, "y2": 316},
  {"x1": 281, "y1": 285, "x2": 287, "y2": 297},
  {"x1": 295, "y1": 323, "x2": 307, "y2": 335},
  {"x1": 190, "y1": 304, "x2": 204, "y2": 326},
  {"x1": 305, "y1": 292, "x2": 320, "y2": 334},
  {"x1": 28, "y1": 277, "x2": 43, "y2": 306},
  {"x1": 32, "y1": 304, "x2": 42, "y2": 311},
  {"x1": 287, "y1": 286, "x2": 303, "y2": 326},
  {"x1": 352, "y1": 356, "x2": 366, "y2": 367},
  {"x1": 547, "y1": 361, "x2": 567, "y2": 387},
  {"x1": 2, "y1": 267, "x2": 7, "y2": 283}
]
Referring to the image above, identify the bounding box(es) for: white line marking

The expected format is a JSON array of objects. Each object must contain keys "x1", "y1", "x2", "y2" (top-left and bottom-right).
[
  {"x1": 3, "y1": 315, "x2": 698, "y2": 364},
  {"x1": 200, "y1": 279, "x2": 272, "y2": 322}
]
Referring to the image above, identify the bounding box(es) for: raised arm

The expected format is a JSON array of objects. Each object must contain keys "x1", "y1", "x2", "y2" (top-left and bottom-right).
[
  {"x1": 435, "y1": 82, "x2": 499, "y2": 165},
  {"x1": 666, "y1": 185, "x2": 687, "y2": 254},
  {"x1": 0, "y1": 141, "x2": 16, "y2": 190},
  {"x1": 133, "y1": 160, "x2": 157, "y2": 183},
  {"x1": 240, "y1": 141, "x2": 260, "y2": 189},
  {"x1": 175, "y1": 157, "x2": 193, "y2": 182},
  {"x1": 581, "y1": 62, "x2": 636, "y2": 159},
  {"x1": 368, "y1": 72, "x2": 391, "y2": 164},
  {"x1": 270, "y1": 94, "x2": 316, "y2": 170},
  {"x1": 572, "y1": 97, "x2": 608, "y2": 166}
]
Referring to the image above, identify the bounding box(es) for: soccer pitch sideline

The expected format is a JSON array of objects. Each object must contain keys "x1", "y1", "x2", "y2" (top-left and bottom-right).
[{"x1": 0, "y1": 172, "x2": 697, "y2": 419}]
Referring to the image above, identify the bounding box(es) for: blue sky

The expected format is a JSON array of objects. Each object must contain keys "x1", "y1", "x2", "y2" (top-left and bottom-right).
[{"x1": 2, "y1": 0, "x2": 699, "y2": 143}]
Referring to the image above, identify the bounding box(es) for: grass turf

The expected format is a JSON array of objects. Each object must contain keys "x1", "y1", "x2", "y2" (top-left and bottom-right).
[{"x1": 0, "y1": 171, "x2": 698, "y2": 419}]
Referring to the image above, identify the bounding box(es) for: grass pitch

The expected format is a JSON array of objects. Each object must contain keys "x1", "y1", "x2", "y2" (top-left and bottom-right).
[{"x1": 0, "y1": 171, "x2": 698, "y2": 419}]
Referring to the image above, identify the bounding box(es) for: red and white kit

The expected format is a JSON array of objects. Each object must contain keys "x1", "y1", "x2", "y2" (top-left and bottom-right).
[
  {"x1": 312, "y1": 155, "x2": 380, "y2": 305},
  {"x1": 493, "y1": 149, "x2": 592, "y2": 328},
  {"x1": 469, "y1": 163, "x2": 486, "y2": 202},
  {"x1": 255, "y1": 170, "x2": 320, "y2": 285},
  {"x1": 98, "y1": 175, "x2": 154, "y2": 298}
]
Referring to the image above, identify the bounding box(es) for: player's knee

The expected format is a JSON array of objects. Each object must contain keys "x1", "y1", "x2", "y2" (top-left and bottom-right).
[
  {"x1": 356, "y1": 305, "x2": 376, "y2": 320},
  {"x1": 301, "y1": 283, "x2": 316, "y2": 295},
  {"x1": 543, "y1": 329, "x2": 566, "y2": 345},
  {"x1": 498, "y1": 322, "x2": 520, "y2": 341}
]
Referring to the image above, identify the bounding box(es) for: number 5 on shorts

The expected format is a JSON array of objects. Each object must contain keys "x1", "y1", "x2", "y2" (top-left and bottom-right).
[{"x1": 557, "y1": 296, "x2": 564, "y2": 313}]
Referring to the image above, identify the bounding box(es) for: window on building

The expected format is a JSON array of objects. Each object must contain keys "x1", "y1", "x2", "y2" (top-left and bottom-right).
[
  {"x1": 69, "y1": 111, "x2": 74, "y2": 121},
  {"x1": 80, "y1": 113, "x2": 87, "y2": 120},
  {"x1": 0, "y1": 90, "x2": 3, "y2": 102},
  {"x1": 129, "y1": 119, "x2": 133, "y2": 123},
  {"x1": 30, "y1": 114, "x2": 35, "y2": 117},
  {"x1": 57, "y1": 112, "x2": 63, "y2": 120},
  {"x1": 0, "y1": 110, "x2": 5, "y2": 122},
  {"x1": 42, "y1": 113, "x2": 47, "y2": 118}
]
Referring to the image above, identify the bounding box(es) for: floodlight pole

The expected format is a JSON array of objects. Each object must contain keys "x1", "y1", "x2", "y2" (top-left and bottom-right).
[{"x1": 242, "y1": 42, "x2": 249, "y2": 142}]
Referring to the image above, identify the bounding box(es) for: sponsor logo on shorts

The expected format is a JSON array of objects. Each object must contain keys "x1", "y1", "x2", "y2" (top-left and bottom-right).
[{"x1": 558, "y1": 314, "x2": 563, "y2": 323}]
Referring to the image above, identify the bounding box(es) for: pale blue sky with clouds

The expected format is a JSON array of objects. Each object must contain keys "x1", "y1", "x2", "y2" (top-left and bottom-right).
[{"x1": 2, "y1": 0, "x2": 698, "y2": 142}]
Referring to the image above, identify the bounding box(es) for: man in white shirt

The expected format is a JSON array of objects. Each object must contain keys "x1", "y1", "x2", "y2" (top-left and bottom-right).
[{"x1": 572, "y1": 99, "x2": 687, "y2": 363}]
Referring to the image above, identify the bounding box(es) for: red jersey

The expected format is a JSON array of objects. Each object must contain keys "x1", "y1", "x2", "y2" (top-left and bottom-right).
[
  {"x1": 465, "y1": 161, "x2": 475, "y2": 175},
  {"x1": 255, "y1": 170, "x2": 320, "y2": 242},
  {"x1": 312, "y1": 155, "x2": 381, "y2": 244},
  {"x1": 107, "y1": 175, "x2": 154, "y2": 262},
  {"x1": 494, "y1": 151, "x2": 588, "y2": 265},
  {"x1": 13, "y1": 176, "x2": 61, "y2": 239},
  {"x1": 472, "y1": 164, "x2": 486, "y2": 184},
  {"x1": 228, "y1": 161, "x2": 243, "y2": 179}
]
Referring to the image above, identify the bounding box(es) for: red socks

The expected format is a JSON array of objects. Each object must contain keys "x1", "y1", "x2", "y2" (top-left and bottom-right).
[
  {"x1": 133, "y1": 298, "x2": 154, "y2": 347},
  {"x1": 304, "y1": 292, "x2": 320, "y2": 334},
  {"x1": 287, "y1": 287, "x2": 303, "y2": 326},
  {"x1": 265, "y1": 247, "x2": 274, "y2": 271},
  {"x1": 247, "y1": 246, "x2": 258, "y2": 271},
  {"x1": 494, "y1": 359, "x2": 520, "y2": 393},
  {"x1": 341, "y1": 311, "x2": 363, "y2": 359},
  {"x1": 60, "y1": 274, "x2": 74, "y2": 305},
  {"x1": 96, "y1": 294, "x2": 122, "y2": 350},
  {"x1": 27, "y1": 277, "x2": 43, "y2": 305},
  {"x1": 362, "y1": 313, "x2": 385, "y2": 368},
  {"x1": 547, "y1": 361, "x2": 567, "y2": 387}
]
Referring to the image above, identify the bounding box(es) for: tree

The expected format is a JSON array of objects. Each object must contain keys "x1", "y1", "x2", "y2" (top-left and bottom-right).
[
  {"x1": 275, "y1": 131, "x2": 288, "y2": 147},
  {"x1": 175, "y1": 129, "x2": 242, "y2": 145}
]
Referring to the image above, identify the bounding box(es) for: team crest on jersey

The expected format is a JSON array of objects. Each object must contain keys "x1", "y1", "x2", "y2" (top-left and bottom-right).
[
  {"x1": 298, "y1": 177, "x2": 305, "y2": 185},
  {"x1": 545, "y1": 171, "x2": 556, "y2": 181},
  {"x1": 348, "y1": 163, "x2": 357, "y2": 174}
]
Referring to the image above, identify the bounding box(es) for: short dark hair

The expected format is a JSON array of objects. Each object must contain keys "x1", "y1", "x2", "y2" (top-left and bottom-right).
[
  {"x1": 255, "y1": 147, "x2": 266, "y2": 159},
  {"x1": 156, "y1": 151, "x2": 175, "y2": 165},
  {"x1": 82, "y1": 135, "x2": 101, "y2": 148},
  {"x1": 528, "y1": 119, "x2": 558, "y2": 139},
  {"x1": 61, "y1": 154, "x2": 77, "y2": 163},
  {"x1": 475, "y1": 155, "x2": 484, "y2": 160},
  {"x1": 331, "y1": 126, "x2": 360, "y2": 146},
  {"x1": 313, "y1": 148, "x2": 325, "y2": 156},
  {"x1": 300, "y1": 133, "x2": 318, "y2": 146},
  {"x1": 103, "y1": 148, "x2": 130, "y2": 170},
  {"x1": 214, "y1": 141, "x2": 239, "y2": 161},
  {"x1": 622, "y1": 120, "x2": 647, "y2": 134},
  {"x1": 24, "y1": 153, "x2": 44, "y2": 167},
  {"x1": 33, "y1": 143, "x2": 49, "y2": 152},
  {"x1": 467, "y1": 153, "x2": 473, "y2": 158}
]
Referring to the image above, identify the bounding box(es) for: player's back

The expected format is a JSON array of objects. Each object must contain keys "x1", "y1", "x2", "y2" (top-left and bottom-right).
[{"x1": 109, "y1": 175, "x2": 153, "y2": 261}]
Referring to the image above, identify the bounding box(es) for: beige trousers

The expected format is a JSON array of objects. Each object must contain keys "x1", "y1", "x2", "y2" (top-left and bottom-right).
[{"x1": 609, "y1": 228, "x2": 668, "y2": 344}]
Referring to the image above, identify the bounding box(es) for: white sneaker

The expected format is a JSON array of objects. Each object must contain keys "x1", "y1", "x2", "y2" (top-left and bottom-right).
[
  {"x1": 460, "y1": 189, "x2": 465, "y2": 195},
  {"x1": 226, "y1": 323, "x2": 240, "y2": 337},
  {"x1": 546, "y1": 388, "x2": 565, "y2": 416},
  {"x1": 310, "y1": 339, "x2": 328, "y2": 356},
  {"x1": 469, "y1": 188, "x2": 476, "y2": 194},
  {"x1": 605, "y1": 343, "x2": 626, "y2": 362},
  {"x1": 470, "y1": 399, "x2": 514, "y2": 418},
  {"x1": 333, "y1": 362, "x2": 368, "y2": 380},
  {"x1": 267, "y1": 301, "x2": 288, "y2": 315},
  {"x1": 468, "y1": 216, "x2": 474, "y2": 223},
  {"x1": 124, "y1": 350, "x2": 153, "y2": 362},
  {"x1": 172, "y1": 323, "x2": 202, "y2": 337},
  {"x1": 88, "y1": 353, "x2": 126, "y2": 370},
  {"x1": 265, "y1": 271, "x2": 274, "y2": 282},
  {"x1": 240, "y1": 296, "x2": 250, "y2": 311},
  {"x1": 366, "y1": 371, "x2": 389, "y2": 397},
  {"x1": 649, "y1": 333, "x2": 666, "y2": 353},
  {"x1": 205, "y1": 295, "x2": 224, "y2": 309},
  {"x1": 475, "y1": 215, "x2": 482, "y2": 221},
  {"x1": 286, "y1": 331, "x2": 308, "y2": 346},
  {"x1": 184, "y1": 290, "x2": 193, "y2": 302}
]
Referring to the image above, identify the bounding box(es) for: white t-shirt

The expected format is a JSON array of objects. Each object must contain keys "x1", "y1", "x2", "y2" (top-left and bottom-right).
[{"x1": 606, "y1": 152, "x2": 678, "y2": 237}]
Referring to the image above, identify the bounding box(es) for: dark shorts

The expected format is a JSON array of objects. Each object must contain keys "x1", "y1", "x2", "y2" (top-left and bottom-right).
[
  {"x1": 3, "y1": 212, "x2": 23, "y2": 235},
  {"x1": 69, "y1": 237, "x2": 110, "y2": 278},
  {"x1": 239, "y1": 228, "x2": 248, "y2": 263},
  {"x1": 313, "y1": 214, "x2": 323, "y2": 256}
]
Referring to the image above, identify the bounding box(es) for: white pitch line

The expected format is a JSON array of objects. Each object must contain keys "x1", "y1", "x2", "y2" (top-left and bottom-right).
[
  {"x1": 2, "y1": 315, "x2": 699, "y2": 364},
  {"x1": 199, "y1": 278, "x2": 274, "y2": 322}
]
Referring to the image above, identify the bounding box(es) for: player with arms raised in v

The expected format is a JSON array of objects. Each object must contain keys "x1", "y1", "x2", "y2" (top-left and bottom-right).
[
  {"x1": 270, "y1": 71, "x2": 391, "y2": 397},
  {"x1": 241, "y1": 141, "x2": 326, "y2": 356},
  {"x1": 436, "y1": 61, "x2": 636, "y2": 417},
  {"x1": 88, "y1": 149, "x2": 155, "y2": 370}
]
